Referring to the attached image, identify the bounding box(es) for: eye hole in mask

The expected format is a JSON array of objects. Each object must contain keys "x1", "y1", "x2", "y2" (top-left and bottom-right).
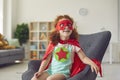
[
  {"x1": 60, "y1": 24, "x2": 64, "y2": 27},
  {"x1": 67, "y1": 23, "x2": 72, "y2": 28}
]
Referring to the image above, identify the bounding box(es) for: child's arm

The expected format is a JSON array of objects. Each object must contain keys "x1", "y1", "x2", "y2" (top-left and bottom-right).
[
  {"x1": 38, "y1": 53, "x2": 52, "y2": 72},
  {"x1": 77, "y1": 49, "x2": 99, "y2": 74},
  {"x1": 34, "y1": 54, "x2": 52, "y2": 78}
]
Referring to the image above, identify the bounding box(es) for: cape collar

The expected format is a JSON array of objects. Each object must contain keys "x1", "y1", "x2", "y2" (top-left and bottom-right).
[
  {"x1": 59, "y1": 39, "x2": 69, "y2": 44},
  {"x1": 59, "y1": 39, "x2": 75, "y2": 44}
]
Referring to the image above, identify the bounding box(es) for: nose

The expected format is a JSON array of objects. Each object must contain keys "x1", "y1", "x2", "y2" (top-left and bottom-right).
[{"x1": 64, "y1": 26, "x2": 69, "y2": 29}]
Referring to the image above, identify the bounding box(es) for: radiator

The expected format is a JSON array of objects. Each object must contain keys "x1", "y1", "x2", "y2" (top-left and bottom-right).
[{"x1": 102, "y1": 42, "x2": 120, "y2": 63}]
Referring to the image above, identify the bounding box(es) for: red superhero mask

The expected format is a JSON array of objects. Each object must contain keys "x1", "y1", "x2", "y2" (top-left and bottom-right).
[{"x1": 56, "y1": 20, "x2": 73, "y2": 30}]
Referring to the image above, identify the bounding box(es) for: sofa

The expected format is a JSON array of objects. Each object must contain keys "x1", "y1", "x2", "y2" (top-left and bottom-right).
[
  {"x1": 0, "y1": 47, "x2": 25, "y2": 65},
  {"x1": 22, "y1": 31, "x2": 111, "y2": 80}
]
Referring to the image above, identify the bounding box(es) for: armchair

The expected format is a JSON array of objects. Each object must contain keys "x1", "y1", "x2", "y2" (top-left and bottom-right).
[{"x1": 22, "y1": 31, "x2": 111, "y2": 80}]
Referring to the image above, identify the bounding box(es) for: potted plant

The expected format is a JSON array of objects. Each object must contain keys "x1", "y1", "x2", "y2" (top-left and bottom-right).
[{"x1": 14, "y1": 23, "x2": 29, "y2": 46}]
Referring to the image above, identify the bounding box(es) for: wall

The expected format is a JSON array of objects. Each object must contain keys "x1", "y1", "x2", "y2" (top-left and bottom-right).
[
  {"x1": 15, "y1": 0, "x2": 118, "y2": 42},
  {"x1": 0, "y1": 0, "x2": 3, "y2": 34},
  {"x1": 3, "y1": 0, "x2": 12, "y2": 39},
  {"x1": 3, "y1": 0, "x2": 18, "y2": 39},
  {"x1": 118, "y1": 0, "x2": 120, "y2": 40},
  {"x1": 3, "y1": 0, "x2": 118, "y2": 42}
]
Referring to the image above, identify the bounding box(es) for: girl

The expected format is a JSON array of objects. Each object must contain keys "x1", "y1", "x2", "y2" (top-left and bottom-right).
[{"x1": 31, "y1": 15, "x2": 100, "y2": 80}]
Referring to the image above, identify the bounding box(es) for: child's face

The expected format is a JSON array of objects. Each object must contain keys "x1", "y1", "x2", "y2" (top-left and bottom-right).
[{"x1": 56, "y1": 19, "x2": 73, "y2": 39}]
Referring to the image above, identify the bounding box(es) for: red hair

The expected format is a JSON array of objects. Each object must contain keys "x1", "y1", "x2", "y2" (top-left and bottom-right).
[{"x1": 49, "y1": 15, "x2": 79, "y2": 45}]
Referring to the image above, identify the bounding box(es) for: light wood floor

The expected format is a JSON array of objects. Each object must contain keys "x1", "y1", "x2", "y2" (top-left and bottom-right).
[{"x1": 0, "y1": 61, "x2": 120, "y2": 80}]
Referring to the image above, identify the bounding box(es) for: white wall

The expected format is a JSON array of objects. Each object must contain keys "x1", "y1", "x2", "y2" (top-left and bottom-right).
[
  {"x1": 3, "y1": 0, "x2": 18, "y2": 39},
  {"x1": 15, "y1": 0, "x2": 118, "y2": 42},
  {"x1": 0, "y1": 0, "x2": 3, "y2": 34},
  {"x1": 118, "y1": 0, "x2": 120, "y2": 40},
  {"x1": 4, "y1": 0, "x2": 118, "y2": 42},
  {"x1": 3, "y1": 0, "x2": 12, "y2": 39}
]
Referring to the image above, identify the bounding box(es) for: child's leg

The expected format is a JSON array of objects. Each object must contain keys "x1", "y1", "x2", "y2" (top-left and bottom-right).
[
  {"x1": 31, "y1": 71, "x2": 49, "y2": 80},
  {"x1": 47, "y1": 73, "x2": 66, "y2": 80}
]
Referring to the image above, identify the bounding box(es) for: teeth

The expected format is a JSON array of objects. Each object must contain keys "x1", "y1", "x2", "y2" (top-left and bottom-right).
[{"x1": 63, "y1": 31, "x2": 70, "y2": 32}]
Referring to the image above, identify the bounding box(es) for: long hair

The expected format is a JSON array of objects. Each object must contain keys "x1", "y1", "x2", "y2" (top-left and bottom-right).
[{"x1": 49, "y1": 15, "x2": 79, "y2": 45}]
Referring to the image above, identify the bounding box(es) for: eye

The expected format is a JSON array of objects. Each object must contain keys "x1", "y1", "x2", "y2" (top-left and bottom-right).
[
  {"x1": 67, "y1": 23, "x2": 72, "y2": 27},
  {"x1": 60, "y1": 24, "x2": 64, "y2": 27}
]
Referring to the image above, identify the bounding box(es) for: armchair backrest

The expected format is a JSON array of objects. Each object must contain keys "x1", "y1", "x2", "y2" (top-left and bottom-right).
[{"x1": 78, "y1": 31, "x2": 111, "y2": 62}]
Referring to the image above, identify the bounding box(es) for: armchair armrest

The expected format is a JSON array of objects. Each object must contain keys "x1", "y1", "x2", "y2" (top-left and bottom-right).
[
  {"x1": 22, "y1": 60, "x2": 41, "y2": 80},
  {"x1": 28, "y1": 60, "x2": 41, "y2": 72},
  {"x1": 67, "y1": 65, "x2": 96, "y2": 80}
]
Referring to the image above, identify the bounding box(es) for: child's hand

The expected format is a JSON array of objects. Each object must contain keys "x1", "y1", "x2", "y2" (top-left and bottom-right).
[
  {"x1": 90, "y1": 62, "x2": 100, "y2": 74},
  {"x1": 34, "y1": 71, "x2": 42, "y2": 78}
]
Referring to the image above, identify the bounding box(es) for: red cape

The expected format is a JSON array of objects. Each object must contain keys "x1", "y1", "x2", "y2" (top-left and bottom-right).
[{"x1": 42, "y1": 39, "x2": 102, "y2": 77}]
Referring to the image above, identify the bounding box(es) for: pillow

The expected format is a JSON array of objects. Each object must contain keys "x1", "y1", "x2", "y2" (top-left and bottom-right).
[{"x1": 7, "y1": 39, "x2": 20, "y2": 47}]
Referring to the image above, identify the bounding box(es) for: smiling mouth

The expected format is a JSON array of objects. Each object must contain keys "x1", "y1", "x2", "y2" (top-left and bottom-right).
[{"x1": 63, "y1": 30, "x2": 70, "y2": 32}]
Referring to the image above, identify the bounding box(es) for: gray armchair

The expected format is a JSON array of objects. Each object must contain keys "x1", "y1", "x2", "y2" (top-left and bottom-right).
[{"x1": 22, "y1": 31, "x2": 111, "y2": 80}]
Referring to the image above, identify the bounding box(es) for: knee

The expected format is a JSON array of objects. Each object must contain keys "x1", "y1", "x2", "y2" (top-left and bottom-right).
[
  {"x1": 31, "y1": 77, "x2": 34, "y2": 80},
  {"x1": 31, "y1": 76, "x2": 37, "y2": 80},
  {"x1": 46, "y1": 77, "x2": 56, "y2": 80}
]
